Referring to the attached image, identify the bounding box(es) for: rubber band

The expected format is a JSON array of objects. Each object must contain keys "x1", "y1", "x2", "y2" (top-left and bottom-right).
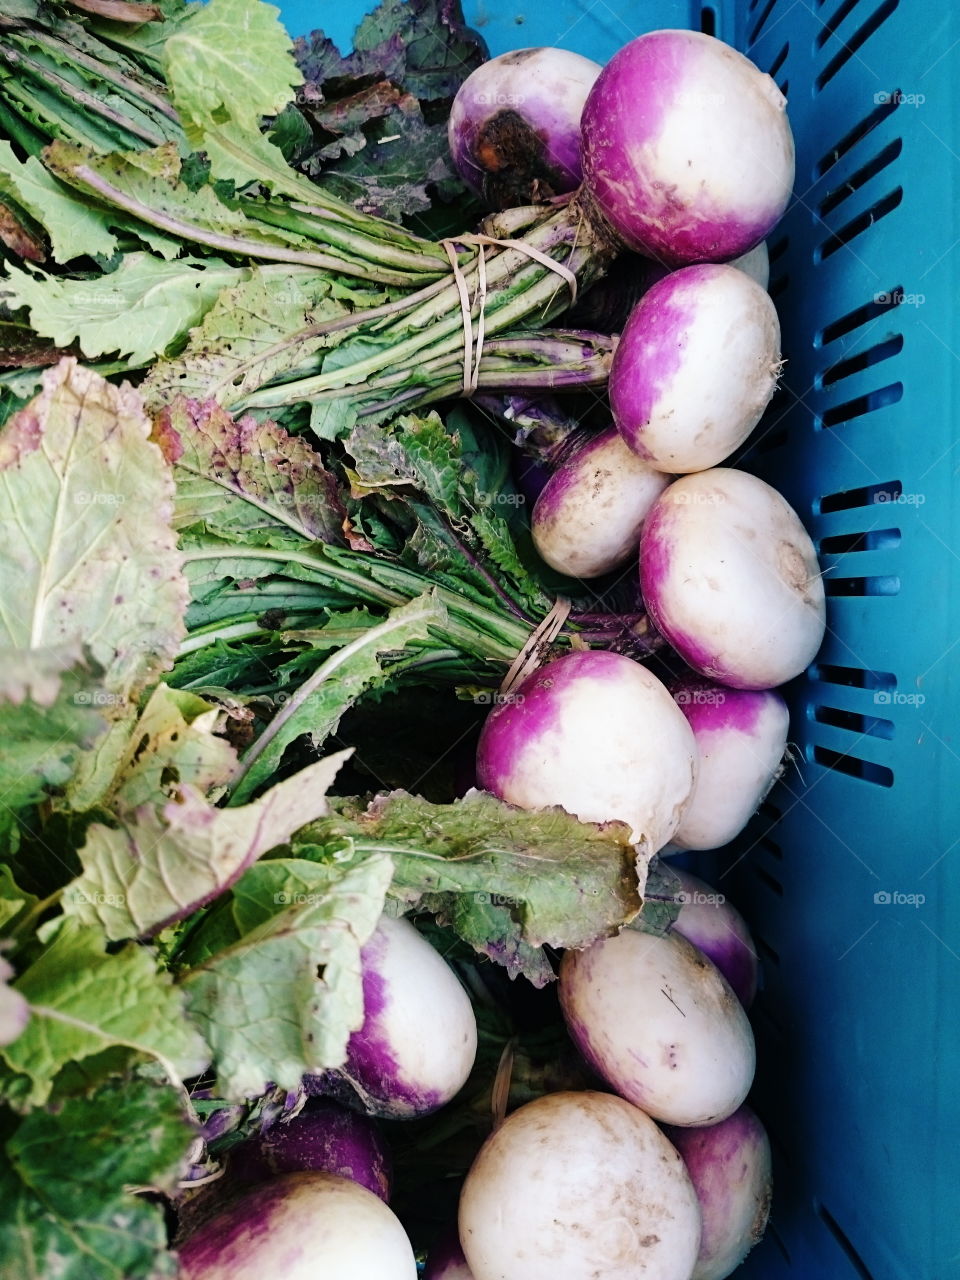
[
  {"x1": 439, "y1": 233, "x2": 579, "y2": 397},
  {"x1": 498, "y1": 596, "x2": 572, "y2": 699}
]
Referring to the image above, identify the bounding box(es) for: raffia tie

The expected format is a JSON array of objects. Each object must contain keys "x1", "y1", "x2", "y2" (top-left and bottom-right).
[
  {"x1": 498, "y1": 596, "x2": 572, "y2": 700},
  {"x1": 439, "y1": 233, "x2": 579, "y2": 397}
]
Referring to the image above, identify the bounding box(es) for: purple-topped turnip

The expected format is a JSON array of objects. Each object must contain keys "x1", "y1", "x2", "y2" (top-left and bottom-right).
[
  {"x1": 531, "y1": 427, "x2": 672, "y2": 578},
  {"x1": 459, "y1": 1091, "x2": 702, "y2": 1280},
  {"x1": 662, "y1": 1106, "x2": 773, "y2": 1279},
  {"x1": 668, "y1": 869, "x2": 759, "y2": 1009},
  {"x1": 424, "y1": 1227, "x2": 475, "y2": 1280},
  {"x1": 476, "y1": 649, "x2": 697, "y2": 855},
  {"x1": 669, "y1": 676, "x2": 789, "y2": 850},
  {"x1": 581, "y1": 30, "x2": 794, "y2": 265},
  {"x1": 448, "y1": 48, "x2": 601, "y2": 208},
  {"x1": 560, "y1": 928, "x2": 755, "y2": 1126},
  {"x1": 640, "y1": 468, "x2": 825, "y2": 689},
  {"x1": 177, "y1": 1172, "x2": 416, "y2": 1280},
  {"x1": 610, "y1": 265, "x2": 781, "y2": 473},
  {"x1": 228, "y1": 1099, "x2": 392, "y2": 1202},
  {"x1": 337, "y1": 915, "x2": 478, "y2": 1120}
]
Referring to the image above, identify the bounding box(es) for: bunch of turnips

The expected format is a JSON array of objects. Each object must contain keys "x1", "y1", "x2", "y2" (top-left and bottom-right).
[{"x1": 0, "y1": 1, "x2": 814, "y2": 1276}]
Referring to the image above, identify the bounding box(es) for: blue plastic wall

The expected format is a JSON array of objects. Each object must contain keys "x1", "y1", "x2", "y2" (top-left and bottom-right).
[{"x1": 278, "y1": 2, "x2": 960, "y2": 1275}]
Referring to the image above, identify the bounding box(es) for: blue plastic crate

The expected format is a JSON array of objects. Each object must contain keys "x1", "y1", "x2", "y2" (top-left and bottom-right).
[{"x1": 278, "y1": 1, "x2": 959, "y2": 1275}]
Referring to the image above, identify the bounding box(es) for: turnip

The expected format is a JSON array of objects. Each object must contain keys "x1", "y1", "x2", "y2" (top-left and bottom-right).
[
  {"x1": 531, "y1": 427, "x2": 673, "y2": 577},
  {"x1": 668, "y1": 869, "x2": 758, "y2": 1009},
  {"x1": 227, "y1": 1099, "x2": 392, "y2": 1201},
  {"x1": 475, "y1": 649, "x2": 698, "y2": 855},
  {"x1": 662, "y1": 1106, "x2": 772, "y2": 1280},
  {"x1": 610, "y1": 265, "x2": 781, "y2": 473},
  {"x1": 448, "y1": 48, "x2": 601, "y2": 208},
  {"x1": 580, "y1": 30, "x2": 794, "y2": 265},
  {"x1": 424, "y1": 1227, "x2": 475, "y2": 1280},
  {"x1": 177, "y1": 1172, "x2": 417, "y2": 1280},
  {"x1": 670, "y1": 676, "x2": 789, "y2": 850},
  {"x1": 559, "y1": 928, "x2": 755, "y2": 1125},
  {"x1": 459, "y1": 1090, "x2": 701, "y2": 1280},
  {"x1": 639, "y1": 468, "x2": 825, "y2": 689},
  {"x1": 335, "y1": 915, "x2": 478, "y2": 1119},
  {"x1": 731, "y1": 241, "x2": 769, "y2": 290}
]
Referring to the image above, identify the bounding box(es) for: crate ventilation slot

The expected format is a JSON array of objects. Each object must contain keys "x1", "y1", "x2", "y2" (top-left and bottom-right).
[
  {"x1": 767, "y1": 41, "x2": 789, "y2": 80},
  {"x1": 817, "y1": 1202, "x2": 876, "y2": 1279},
  {"x1": 823, "y1": 573, "x2": 900, "y2": 596},
  {"x1": 816, "y1": 187, "x2": 903, "y2": 261},
  {"x1": 818, "y1": 380, "x2": 903, "y2": 428},
  {"x1": 815, "y1": 0, "x2": 899, "y2": 92},
  {"x1": 810, "y1": 662, "x2": 896, "y2": 691},
  {"x1": 699, "y1": 4, "x2": 717, "y2": 35},
  {"x1": 817, "y1": 481, "x2": 902, "y2": 514},
  {"x1": 816, "y1": 0, "x2": 867, "y2": 48},
  {"x1": 756, "y1": 425, "x2": 789, "y2": 453},
  {"x1": 819, "y1": 526, "x2": 900, "y2": 554},
  {"x1": 758, "y1": 833, "x2": 783, "y2": 860},
  {"x1": 768, "y1": 233, "x2": 789, "y2": 264},
  {"x1": 753, "y1": 865, "x2": 784, "y2": 897},
  {"x1": 811, "y1": 744, "x2": 894, "y2": 786},
  {"x1": 816, "y1": 95, "x2": 901, "y2": 178},
  {"x1": 820, "y1": 334, "x2": 903, "y2": 387},
  {"x1": 818, "y1": 289, "x2": 902, "y2": 345},
  {"x1": 754, "y1": 932, "x2": 781, "y2": 966},
  {"x1": 768, "y1": 1222, "x2": 793, "y2": 1264},
  {"x1": 748, "y1": 0, "x2": 778, "y2": 44},
  {"x1": 814, "y1": 704, "x2": 894, "y2": 740},
  {"x1": 818, "y1": 138, "x2": 903, "y2": 217},
  {"x1": 769, "y1": 271, "x2": 789, "y2": 300}
]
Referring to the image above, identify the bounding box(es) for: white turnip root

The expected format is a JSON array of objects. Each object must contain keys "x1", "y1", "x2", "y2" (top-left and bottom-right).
[
  {"x1": 668, "y1": 869, "x2": 759, "y2": 1009},
  {"x1": 338, "y1": 915, "x2": 478, "y2": 1119},
  {"x1": 669, "y1": 675, "x2": 789, "y2": 850},
  {"x1": 448, "y1": 48, "x2": 601, "y2": 207},
  {"x1": 560, "y1": 928, "x2": 755, "y2": 1125},
  {"x1": 475, "y1": 649, "x2": 698, "y2": 855},
  {"x1": 531, "y1": 428, "x2": 673, "y2": 577},
  {"x1": 639, "y1": 468, "x2": 825, "y2": 689},
  {"x1": 610, "y1": 265, "x2": 781, "y2": 473},
  {"x1": 177, "y1": 1172, "x2": 417, "y2": 1280},
  {"x1": 459, "y1": 1090, "x2": 702, "y2": 1280},
  {"x1": 662, "y1": 1106, "x2": 773, "y2": 1279},
  {"x1": 580, "y1": 30, "x2": 794, "y2": 265}
]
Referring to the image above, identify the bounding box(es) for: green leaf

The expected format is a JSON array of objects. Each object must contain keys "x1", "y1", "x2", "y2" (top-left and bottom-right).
[
  {"x1": 0, "y1": 917, "x2": 209, "y2": 1106},
  {"x1": 154, "y1": 395, "x2": 346, "y2": 546},
  {"x1": 0, "y1": 1077, "x2": 193, "y2": 1280},
  {"x1": 0, "y1": 865, "x2": 38, "y2": 934},
  {"x1": 141, "y1": 269, "x2": 381, "y2": 411},
  {"x1": 0, "y1": 360, "x2": 187, "y2": 697},
  {"x1": 162, "y1": 0, "x2": 300, "y2": 148},
  {"x1": 0, "y1": 646, "x2": 108, "y2": 839},
  {"x1": 0, "y1": 139, "x2": 118, "y2": 262},
  {"x1": 1, "y1": 254, "x2": 249, "y2": 366},
  {"x1": 182, "y1": 851, "x2": 392, "y2": 1099},
  {"x1": 65, "y1": 751, "x2": 351, "y2": 940},
  {"x1": 296, "y1": 790, "x2": 645, "y2": 984},
  {"x1": 112, "y1": 685, "x2": 234, "y2": 807},
  {"x1": 230, "y1": 591, "x2": 447, "y2": 805}
]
